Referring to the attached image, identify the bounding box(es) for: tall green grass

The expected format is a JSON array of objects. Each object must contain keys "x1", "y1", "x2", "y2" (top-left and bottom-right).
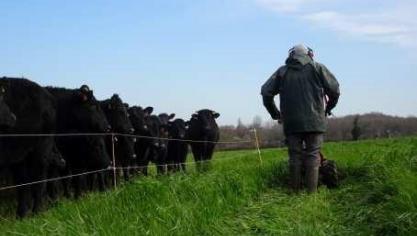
[{"x1": 0, "y1": 137, "x2": 416, "y2": 235}]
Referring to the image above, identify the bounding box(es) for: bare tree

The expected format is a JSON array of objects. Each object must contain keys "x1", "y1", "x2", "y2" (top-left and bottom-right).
[{"x1": 351, "y1": 115, "x2": 361, "y2": 141}]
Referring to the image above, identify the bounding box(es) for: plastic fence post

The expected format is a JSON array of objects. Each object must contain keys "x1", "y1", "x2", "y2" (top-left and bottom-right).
[
  {"x1": 112, "y1": 133, "x2": 117, "y2": 189},
  {"x1": 253, "y1": 128, "x2": 263, "y2": 165}
]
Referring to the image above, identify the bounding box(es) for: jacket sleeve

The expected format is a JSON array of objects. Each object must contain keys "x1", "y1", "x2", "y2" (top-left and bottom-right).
[
  {"x1": 261, "y1": 68, "x2": 283, "y2": 120},
  {"x1": 316, "y1": 63, "x2": 340, "y2": 113}
]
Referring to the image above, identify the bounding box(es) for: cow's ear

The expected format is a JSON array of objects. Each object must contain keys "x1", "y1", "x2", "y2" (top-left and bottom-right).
[
  {"x1": 169, "y1": 113, "x2": 176, "y2": 120},
  {"x1": 213, "y1": 112, "x2": 220, "y2": 119},
  {"x1": 144, "y1": 107, "x2": 153, "y2": 116}
]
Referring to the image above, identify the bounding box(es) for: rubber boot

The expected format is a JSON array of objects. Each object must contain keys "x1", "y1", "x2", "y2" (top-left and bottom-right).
[
  {"x1": 305, "y1": 165, "x2": 319, "y2": 193},
  {"x1": 289, "y1": 164, "x2": 302, "y2": 192}
]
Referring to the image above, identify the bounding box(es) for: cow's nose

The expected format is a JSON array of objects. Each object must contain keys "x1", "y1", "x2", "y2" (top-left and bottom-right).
[
  {"x1": 143, "y1": 125, "x2": 148, "y2": 130},
  {"x1": 106, "y1": 125, "x2": 112, "y2": 132},
  {"x1": 133, "y1": 138, "x2": 137, "y2": 143},
  {"x1": 180, "y1": 134, "x2": 185, "y2": 138},
  {"x1": 132, "y1": 154, "x2": 137, "y2": 159},
  {"x1": 130, "y1": 128, "x2": 135, "y2": 134}
]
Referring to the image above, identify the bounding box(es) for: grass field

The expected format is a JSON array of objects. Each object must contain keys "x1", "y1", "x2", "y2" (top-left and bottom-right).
[{"x1": 0, "y1": 137, "x2": 416, "y2": 235}]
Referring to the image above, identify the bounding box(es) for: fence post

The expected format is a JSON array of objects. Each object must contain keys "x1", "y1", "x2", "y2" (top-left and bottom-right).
[
  {"x1": 252, "y1": 128, "x2": 263, "y2": 165},
  {"x1": 111, "y1": 133, "x2": 117, "y2": 189}
]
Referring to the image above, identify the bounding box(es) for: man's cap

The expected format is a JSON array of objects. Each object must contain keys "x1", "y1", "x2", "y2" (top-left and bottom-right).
[{"x1": 288, "y1": 44, "x2": 309, "y2": 56}]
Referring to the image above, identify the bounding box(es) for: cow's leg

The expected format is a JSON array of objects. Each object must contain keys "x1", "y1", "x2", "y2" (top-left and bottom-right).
[
  {"x1": 13, "y1": 164, "x2": 31, "y2": 218},
  {"x1": 72, "y1": 172, "x2": 82, "y2": 199},
  {"x1": 62, "y1": 169, "x2": 72, "y2": 198},
  {"x1": 191, "y1": 144, "x2": 201, "y2": 172},
  {"x1": 87, "y1": 174, "x2": 95, "y2": 191},
  {"x1": 156, "y1": 160, "x2": 164, "y2": 175},
  {"x1": 202, "y1": 144, "x2": 215, "y2": 172},
  {"x1": 138, "y1": 148, "x2": 151, "y2": 176},
  {"x1": 47, "y1": 168, "x2": 59, "y2": 202},
  {"x1": 155, "y1": 150, "x2": 166, "y2": 175},
  {"x1": 180, "y1": 150, "x2": 187, "y2": 172},
  {"x1": 97, "y1": 172, "x2": 106, "y2": 191},
  {"x1": 166, "y1": 155, "x2": 175, "y2": 173},
  {"x1": 123, "y1": 165, "x2": 130, "y2": 182},
  {"x1": 31, "y1": 162, "x2": 47, "y2": 214},
  {"x1": 173, "y1": 151, "x2": 180, "y2": 172}
]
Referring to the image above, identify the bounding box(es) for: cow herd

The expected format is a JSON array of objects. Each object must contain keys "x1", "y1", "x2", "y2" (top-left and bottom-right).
[{"x1": 0, "y1": 77, "x2": 220, "y2": 218}]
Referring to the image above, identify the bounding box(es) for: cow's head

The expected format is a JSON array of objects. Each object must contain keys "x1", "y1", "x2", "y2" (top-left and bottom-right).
[
  {"x1": 102, "y1": 94, "x2": 134, "y2": 134},
  {"x1": 144, "y1": 115, "x2": 163, "y2": 148},
  {"x1": 73, "y1": 85, "x2": 111, "y2": 133},
  {"x1": 168, "y1": 119, "x2": 188, "y2": 139},
  {"x1": 191, "y1": 109, "x2": 220, "y2": 132},
  {"x1": 158, "y1": 113, "x2": 175, "y2": 126},
  {"x1": 128, "y1": 106, "x2": 154, "y2": 135}
]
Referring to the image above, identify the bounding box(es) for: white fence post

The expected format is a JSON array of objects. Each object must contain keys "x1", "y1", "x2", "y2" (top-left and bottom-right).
[
  {"x1": 111, "y1": 133, "x2": 117, "y2": 189},
  {"x1": 252, "y1": 128, "x2": 263, "y2": 165}
]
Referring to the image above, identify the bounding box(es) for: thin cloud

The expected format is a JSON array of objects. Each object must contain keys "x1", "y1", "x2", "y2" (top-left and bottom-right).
[
  {"x1": 256, "y1": 0, "x2": 329, "y2": 13},
  {"x1": 256, "y1": 0, "x2": 417, "y2": 48}
]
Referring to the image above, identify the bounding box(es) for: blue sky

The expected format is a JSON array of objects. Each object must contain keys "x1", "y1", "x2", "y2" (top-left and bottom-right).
[{"x1": 1, "y1": 0, "x2": 416, "y2": 125}]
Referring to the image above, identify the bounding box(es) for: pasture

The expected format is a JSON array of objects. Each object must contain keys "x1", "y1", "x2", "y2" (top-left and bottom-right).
[{"x1": 0, "y1": 136, "x2": 416, "y2": 235}]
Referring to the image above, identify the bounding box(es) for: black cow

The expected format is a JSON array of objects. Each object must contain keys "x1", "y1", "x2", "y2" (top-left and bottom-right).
[
  {"x1": 158, "y1": 113, "x2": 175, "y2": 125},
  {"x1": 187, "y1": 109, "x2": 220, "y2": 172},
  {"x1": 140, "y1": 115, "x2": 168, "y2": 175},
  {"x1": 100, "y1": 94, "x2": 135, "y2": 182},
  {"x1": 0, "y1": 85, "x2": 16, "y2": 129},
  {"x1": 46, "y1": 141, "x2": 66, "y2": 202},
  {"x1": 155, "y1": 113, "x2": 175, "y2": 174},
  {"x1": 0, "y1": 77, "x2": 58, "y2": 218},
  {"x1": 46, "y1": 85, "x2": 111, "y2": 198},
  {"x1": 127, "y1": 106, "x2": 154, "y2": 175},
  {"x1": 167, "y1": 119, "x2": 189, "y2": 172}
]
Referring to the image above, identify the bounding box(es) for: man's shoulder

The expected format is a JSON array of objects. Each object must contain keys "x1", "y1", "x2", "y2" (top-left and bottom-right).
[
  {"x1": 311, "y1": 61, "x2": 329, "y2": 71},
  {"x1": 276, "y1": 65, "x2": 288, "y2": 78}
]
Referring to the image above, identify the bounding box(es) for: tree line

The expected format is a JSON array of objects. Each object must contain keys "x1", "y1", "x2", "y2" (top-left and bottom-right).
[{"x1": 216, "y1": 113, "x2": 417, "y2": 150}]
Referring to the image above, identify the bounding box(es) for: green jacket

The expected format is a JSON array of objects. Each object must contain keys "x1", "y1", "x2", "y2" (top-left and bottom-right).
[{"x1": 261, "y1": 54, "x2": 340, "y2": 135}]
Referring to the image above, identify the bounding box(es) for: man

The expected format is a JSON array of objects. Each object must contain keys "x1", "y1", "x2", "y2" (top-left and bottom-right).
[{"x1": 261, "y1": 44, "x2": 340, "y2": 193}]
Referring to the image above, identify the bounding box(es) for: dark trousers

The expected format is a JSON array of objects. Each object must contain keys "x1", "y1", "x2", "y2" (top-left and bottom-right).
[{"x1": 286, "y1": 132, "x2": 323, "y2": 192}]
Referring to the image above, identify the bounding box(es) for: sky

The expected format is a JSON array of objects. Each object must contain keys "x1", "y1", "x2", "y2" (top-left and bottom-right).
[{"x1": 1, "y1": 0, "x2": 416, "y2": 125}]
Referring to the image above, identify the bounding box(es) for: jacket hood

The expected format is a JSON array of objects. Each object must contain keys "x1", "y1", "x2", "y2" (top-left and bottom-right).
[{"x1": 285, "y1": 54, "x2": 313, "y2": 69}]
